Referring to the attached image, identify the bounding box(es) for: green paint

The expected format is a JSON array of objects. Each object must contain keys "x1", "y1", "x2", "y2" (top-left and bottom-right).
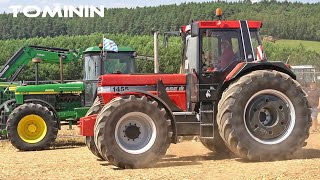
[
  {"x1": 74, "y1": 107, "x2": 90, "y2": 119},
  {"x1": 15, "y1": 82, "x2": 84, "y2": 94},
  {"x1": 84, "y1": 46, "x2": 134, "y2": 53}
]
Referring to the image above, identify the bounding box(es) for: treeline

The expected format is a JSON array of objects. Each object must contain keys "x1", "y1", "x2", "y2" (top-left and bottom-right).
[
  {"x1": 0, "y1": 33, "x2": 181, "y2": 81},
  {"x1": 0, "y1": 1, "x2": 319, "y2": 41},
  {"x1": 0, "y1": 33, "x2": 319, "y2": 81}
]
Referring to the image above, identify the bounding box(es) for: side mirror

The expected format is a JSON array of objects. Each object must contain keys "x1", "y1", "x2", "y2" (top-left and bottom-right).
[
  {"x1": 163, "y1": 36, "x2": 169, "y2": 48},
  {"x1": 163, "y1": 31, "x2": 180, "y2": 48},
  {"x1": 191, "y1": 23, "x2": 199, "y2": 37}
]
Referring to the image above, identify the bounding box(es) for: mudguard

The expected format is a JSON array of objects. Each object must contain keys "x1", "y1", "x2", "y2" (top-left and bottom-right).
[
  {"x1": 225, "y1": 61, "x2": 296, "y2": 82},
  {"x1": 119, "y1": 90, "x2": 178, "y2": 144}
]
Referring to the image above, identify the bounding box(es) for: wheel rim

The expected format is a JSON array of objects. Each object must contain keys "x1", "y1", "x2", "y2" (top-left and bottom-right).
[
  {"x1": 244, "y1": 89, "x2": 295, "y2": 145},
  {"x1": 17, "y1": 114, "x2": 47, "y2": 143},
  {"x1": 115, "y1": 112, "x2": 156, "y2": 154}
]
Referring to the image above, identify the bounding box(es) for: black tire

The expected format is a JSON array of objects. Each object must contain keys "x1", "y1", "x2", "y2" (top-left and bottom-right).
[
  {"x1": 84, "y1": 98, "x2": 104, "y2": 160},
  {"x1": 200, "y1": 127, "x2": 232, "y2": 155},
  {"x1": 94, "y1": 95, "x2": 172, "y2": 169},
  {"x1": 0, "y1": 99, "x2": 16, "y2": 139},
  {"x1": 217, "y1": 70, "x2": 311, "y2": 161},
  {"x1": 200, "y1": 107, "x2": 232, "y2": 155},
  {"x1": 7, "y1": 103, "x2": 58, "y2": 151}
]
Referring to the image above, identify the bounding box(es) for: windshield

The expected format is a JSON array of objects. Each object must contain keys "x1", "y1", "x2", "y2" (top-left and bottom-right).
[
  {"x1": 84, "y1": 54, "x2": 102, "y2": 81},
  {"x1": 83, "y1": 52, "x2": 136, "y2": 81},
  {"x1": 250, "y1": 30, "x2": 263, "y2": 60},
  {"x1": 104, "y1": 53, "x2": 136, "y2": 74}
]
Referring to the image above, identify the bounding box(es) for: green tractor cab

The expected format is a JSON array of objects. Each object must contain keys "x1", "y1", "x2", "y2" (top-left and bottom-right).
[{"x1": 83, "y1": 46, "x2": 136, "y2": 106}]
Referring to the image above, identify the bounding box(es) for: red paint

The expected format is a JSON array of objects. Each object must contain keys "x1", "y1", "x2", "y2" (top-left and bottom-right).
[
  {"x1": 79, "y1": 114, "x2": 97, "y2": 136},
  {"x1": 100, "y1": 74, "x2": 186, "y2": 86},
  {"x1": 198, "y1": 20, "x2": 262, "y2": 29},
  {"x1": 225, "y1": 63, "x2": 245, "y2": 81},
  {"x1": 285, "y1": 64, "x2": 292, "y2": 69},
  {"x1": 181, "y1": 26, "x2": 187, "y2": 33},
  {"x1": 99, "y1": 90, "x2": 187, "y2": 111}
]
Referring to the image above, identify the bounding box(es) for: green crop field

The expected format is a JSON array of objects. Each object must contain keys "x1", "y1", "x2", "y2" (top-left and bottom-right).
[{"x1": 274, "y1": 39, "x2": 320, "y2": 53}]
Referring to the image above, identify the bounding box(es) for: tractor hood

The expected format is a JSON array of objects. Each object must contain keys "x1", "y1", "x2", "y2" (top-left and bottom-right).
[
  {"x1": 15, "y1": 82, "x2": 84, "y2": 95},
  {"x1": 0, "y1": 82, "x2": 19, "y2": 91},
  {"x1": 99, "y1": 74, "x2": 186, "y2": 86}
]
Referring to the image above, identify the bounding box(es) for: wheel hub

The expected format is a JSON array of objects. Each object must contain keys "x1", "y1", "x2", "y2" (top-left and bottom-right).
[
  {"x1": 244, "y1": 90, "x2": 295, "y2": 144},
  {"x1": 17, "y1": 114, "x2": 47, "y2": 144},
  {"x1": 124, "y1": 124, "x2": 141, "y2": 140},
  {"x1": 115, "y1": 112, "x2": 157, "y2": 154},
  {"x1": 259, "y1": 108, "x2": 274, "y2": 126},
  {"x1": 27, "y1": 124, "x2": 37, "y2": 133}
]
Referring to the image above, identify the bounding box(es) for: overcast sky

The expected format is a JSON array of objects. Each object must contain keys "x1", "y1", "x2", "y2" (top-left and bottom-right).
[{"x1": 0, "y1": 0, "x2": 319, "y2": 13}]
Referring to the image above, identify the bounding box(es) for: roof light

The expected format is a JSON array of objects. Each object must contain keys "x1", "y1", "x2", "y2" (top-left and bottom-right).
[{"x1": 216, "y1": 8, "x2": 222, "y2": 19}]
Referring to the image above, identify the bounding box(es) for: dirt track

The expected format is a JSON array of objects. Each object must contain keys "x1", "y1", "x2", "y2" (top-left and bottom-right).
[{"x1": 1, "y1": 131, "x2": 320, "y2": 179}]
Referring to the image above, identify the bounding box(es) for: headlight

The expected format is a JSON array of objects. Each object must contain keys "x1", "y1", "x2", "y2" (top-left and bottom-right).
[{"x1": 97, "y1": 86, "x2": 112, "y2": 93}]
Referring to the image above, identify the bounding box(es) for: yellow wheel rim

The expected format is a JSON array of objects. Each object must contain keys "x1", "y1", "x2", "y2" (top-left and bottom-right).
[{"x1": 17, "y1": 114, "x2": 47, "y2": 143}]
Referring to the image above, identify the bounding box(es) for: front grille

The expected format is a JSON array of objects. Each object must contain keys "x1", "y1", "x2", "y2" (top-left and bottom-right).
[
  {"x1": 98, "y1": 94, "x2": 105, "y2": 107},
  {"x1": 98, "y1": 77, "x2": 102, "y2": 86}
]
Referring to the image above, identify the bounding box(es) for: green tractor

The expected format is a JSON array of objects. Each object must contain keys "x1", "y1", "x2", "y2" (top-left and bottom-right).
[
  {"x1": 0, "y1": 46, "x2": 81, "y2": 138},
  {"x1": 1, "y1": 45, "x2": 137, "y2": 151}
]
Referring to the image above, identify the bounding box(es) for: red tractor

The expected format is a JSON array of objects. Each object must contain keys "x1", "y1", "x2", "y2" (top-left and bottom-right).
[{"x1": 79, "y1": 9, "x2": 311, "y2": 168}]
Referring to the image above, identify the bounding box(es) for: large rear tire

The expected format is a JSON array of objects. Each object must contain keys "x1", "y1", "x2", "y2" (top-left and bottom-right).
[
  {"x1": 84, "y1": 98, "x2": 104, "y2": 160},
  {"x1": 94, "y1": 95, "x2": 172, "y2": 168},
  {"x1": 7, "y1": 103, "x2": 58, "y2": 151},
  {"x1": 217, "y1": 70, "x2": 311, "y2": 161},
  {"x1": 199, "y1": 127, "x2": 231, "y2": 155}
]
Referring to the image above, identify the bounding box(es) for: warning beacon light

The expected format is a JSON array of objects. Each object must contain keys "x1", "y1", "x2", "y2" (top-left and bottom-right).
[{"x1": 216, "y1": 8, "x2": 222, "y2": 19}]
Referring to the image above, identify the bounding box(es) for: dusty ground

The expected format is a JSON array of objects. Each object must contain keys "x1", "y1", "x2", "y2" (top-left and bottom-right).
[{"x1": 0, "y1": 126, "x2": 320, "y2": 180}]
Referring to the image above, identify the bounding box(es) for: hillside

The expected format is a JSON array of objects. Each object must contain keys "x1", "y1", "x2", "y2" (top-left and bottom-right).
[
  {"x1": 274, "y1": 40, "x2": 320, "y2": 53},
  {"x1": 0, "y1": 1, "x2": 319, "y2": 41}
]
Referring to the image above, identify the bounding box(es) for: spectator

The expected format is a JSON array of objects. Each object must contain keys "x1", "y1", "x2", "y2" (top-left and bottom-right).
[{"x1": 306, "y1": 82, "x2": 320, "y2": 132}]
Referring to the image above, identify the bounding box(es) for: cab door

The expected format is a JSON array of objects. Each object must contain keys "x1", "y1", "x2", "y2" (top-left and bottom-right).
[{"x1": 199, "y1": 29, "x2": 242, "y2": 101}]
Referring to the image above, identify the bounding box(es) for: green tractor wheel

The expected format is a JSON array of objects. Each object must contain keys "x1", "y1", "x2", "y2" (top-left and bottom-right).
[{"x1": 7, "y1": 103, "x2": 58, "y2": 151}]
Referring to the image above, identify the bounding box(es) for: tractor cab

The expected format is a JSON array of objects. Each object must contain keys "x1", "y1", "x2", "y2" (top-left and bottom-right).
[
  {"x1": 83, "y1": 46, "x2": 136, "y2": 106},
  {"x1": 182, "y1": 22, "x2": 263, "y2": 73},
  {"x1": 178, "y1": 10, "x2": 267, "y2": 113}
]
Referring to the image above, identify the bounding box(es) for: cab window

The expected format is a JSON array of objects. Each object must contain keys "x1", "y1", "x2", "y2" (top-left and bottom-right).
[{"x1": 201, "y1": 30, "x2": 240, "y2": 71}]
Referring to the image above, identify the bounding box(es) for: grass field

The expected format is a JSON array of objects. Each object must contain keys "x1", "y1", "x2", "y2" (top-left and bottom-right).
[{"x1": 274, "y1": 39, "x2": 320, "y2": 52}]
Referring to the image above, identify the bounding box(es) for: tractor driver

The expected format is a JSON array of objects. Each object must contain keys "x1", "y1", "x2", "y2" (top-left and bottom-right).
[{"x1": 219, "y1": 39, "x2": 234, "y2": 69}]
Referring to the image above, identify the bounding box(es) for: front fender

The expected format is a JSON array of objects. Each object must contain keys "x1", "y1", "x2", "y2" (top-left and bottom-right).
[{"x1": 119, "y1": 90, "x2": 178, "y2": 144}]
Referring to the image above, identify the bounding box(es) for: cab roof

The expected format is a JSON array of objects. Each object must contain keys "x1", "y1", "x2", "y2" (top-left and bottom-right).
[
  {"x1": 181, "y1": 20, "x2": 262, "y2": 32},
  {"x1": 84, "y1": 46, "x2": 135, "y2": 53}
]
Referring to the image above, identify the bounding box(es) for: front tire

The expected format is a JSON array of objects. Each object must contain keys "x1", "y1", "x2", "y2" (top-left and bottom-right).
[
  {"x1": 94, "y1": 95, "x2": 172, "y2": 168},
  {"x1": 0, "y1": 99, "x2": 16, "y2": 139},
  {"x1": 7, "y1": 103, "x2": 58, "y2": 151},
  {"x1": 217, "y1": 70, "x2": 310, "y2": 161},
  {"x1": 84, "y1": 98, "x2": 104, "y2": 160}
]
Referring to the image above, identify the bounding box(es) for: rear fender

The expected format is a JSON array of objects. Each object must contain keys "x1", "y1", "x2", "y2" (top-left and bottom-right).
[{"x1": 223, "y1": 62, "x2": 296, "y2": 92}]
